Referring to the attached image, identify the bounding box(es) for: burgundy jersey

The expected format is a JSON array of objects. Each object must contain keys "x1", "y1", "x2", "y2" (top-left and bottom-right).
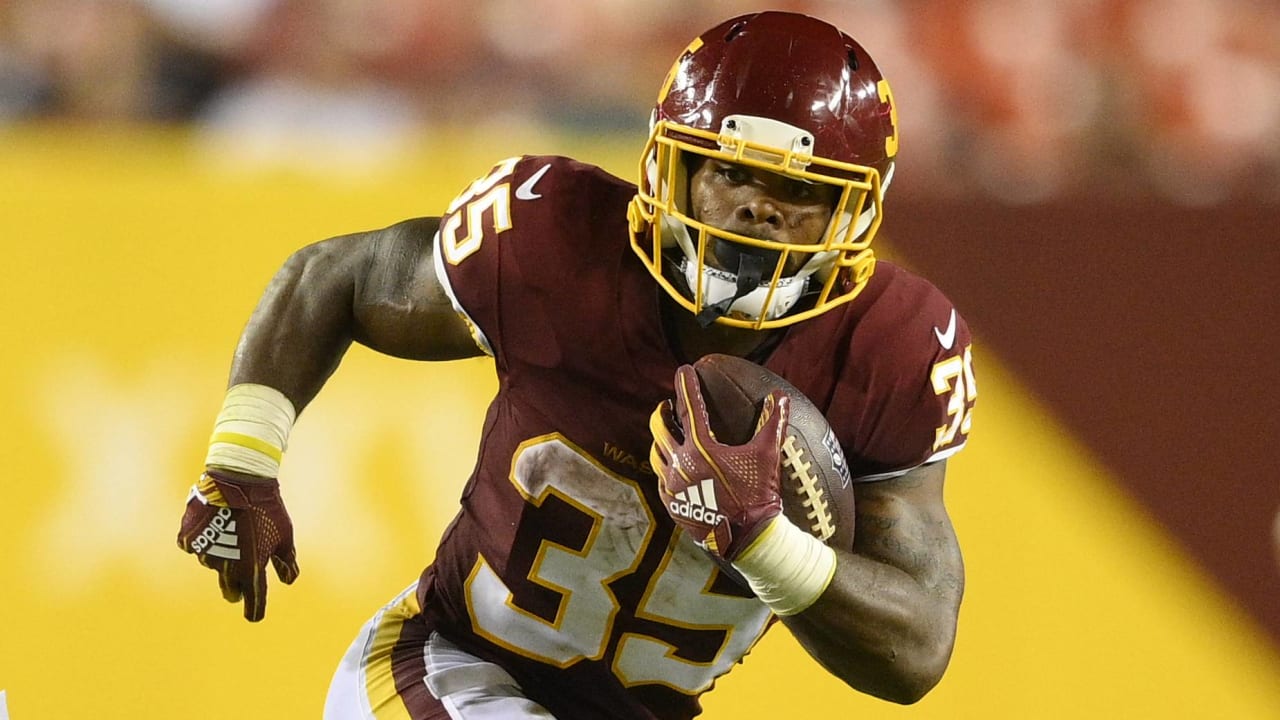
[{"x1": 420, "y1": 155, "x2": 975, "y2": 719}]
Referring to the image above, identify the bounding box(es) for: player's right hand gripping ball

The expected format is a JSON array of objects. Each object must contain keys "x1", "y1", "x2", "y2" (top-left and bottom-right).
[
  {"x1": 650, "y1": 365, "x2": 789, "y2": 561},
  {"x1": 177, "y1": 470, "x2": 299, "y2": 621},
  {"x1": 654, "y1": 354, "x2": 857, "y2": 560}
]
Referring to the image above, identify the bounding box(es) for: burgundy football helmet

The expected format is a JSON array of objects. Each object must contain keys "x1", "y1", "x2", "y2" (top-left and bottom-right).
[{"x1": 629, "y1": 11, "x2": 900, "y2": 329}]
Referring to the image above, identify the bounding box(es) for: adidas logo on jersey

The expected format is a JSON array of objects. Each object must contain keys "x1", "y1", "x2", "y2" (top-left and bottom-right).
[
  {"x1": 190, "y1": 506, "x2": 242, "y2": 560},
  {"x1": 668, "y1": 478, "x2": 725, "y2": 527}
]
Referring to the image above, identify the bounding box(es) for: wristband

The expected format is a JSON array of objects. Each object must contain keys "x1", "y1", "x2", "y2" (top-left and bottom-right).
[
  {"x1": 204, "y1": 384, "x2": 297, "y2": 478},
  {"x1": 731, "y1": 515, "x2": 837, "y2": 616}
]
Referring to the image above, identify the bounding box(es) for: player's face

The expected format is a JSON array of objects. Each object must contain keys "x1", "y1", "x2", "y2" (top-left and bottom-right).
[{"x1": 688, "y1": 158, "x2": 838, "y2": 276}]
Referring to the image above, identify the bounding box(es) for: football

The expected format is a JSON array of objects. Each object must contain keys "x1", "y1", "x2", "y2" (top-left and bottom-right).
[{"x1": 692, "y1": 353, "x2": 855, "y2": 551}]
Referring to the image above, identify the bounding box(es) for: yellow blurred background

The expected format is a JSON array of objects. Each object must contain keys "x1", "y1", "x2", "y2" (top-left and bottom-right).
[{"x1": 1, "y1": 127, "x2": 1278, "y2": 718}]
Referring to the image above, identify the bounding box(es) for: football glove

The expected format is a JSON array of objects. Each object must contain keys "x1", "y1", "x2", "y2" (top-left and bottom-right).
[
  {"x1": 649, "y1": 364, "x2": 790, "y2": 561},
  {"x1": 177, "y1": 469, "x2": 299, "y2": 621}
]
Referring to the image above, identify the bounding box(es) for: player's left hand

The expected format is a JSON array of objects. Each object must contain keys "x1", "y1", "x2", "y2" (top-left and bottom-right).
[
  {"x1": 649, "y1": 365, "x2": 790, "y2": 560},
  {"x1": 177, "y1": 469, "x2": 299, "y2": 621}
]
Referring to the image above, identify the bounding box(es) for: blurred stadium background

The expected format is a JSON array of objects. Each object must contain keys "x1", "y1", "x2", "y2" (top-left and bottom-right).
[{"x1": 1, "y1": 0, "x2": 1278, "y2": 717}]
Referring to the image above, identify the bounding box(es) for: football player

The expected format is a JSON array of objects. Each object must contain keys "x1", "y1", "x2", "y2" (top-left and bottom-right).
[{"x1": 178, "y1": 11, "x2": 976, "y2": 719}]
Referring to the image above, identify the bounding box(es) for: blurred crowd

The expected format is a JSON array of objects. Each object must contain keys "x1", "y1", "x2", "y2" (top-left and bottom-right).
[{"x1": 1, "y1": 0, "x2": 1277, "y2": 203}]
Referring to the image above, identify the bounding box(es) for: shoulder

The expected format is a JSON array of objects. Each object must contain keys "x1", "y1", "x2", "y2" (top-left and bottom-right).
[
  {"x1": 437, "y1": 154, "x2": 632, "y2": 264},
  {"x1": 772, "y1": 260, "x2": 976, "y2": 480},
  {"x1": 854, "y1": 261, "x2": 971, "y2": 366},
  {"x1": 440, "y1": 154, "x2": 631, "y2": 218},
  {"x1": 794, "y1": 260, "x2": 970, "y2": 379},
  {"x1": 844, "y1": 261, "x2": 975, "y2": 475},
  {"x1": 513, "y1": 155, "x2": 635, "y2": 256},
  {"x1": 433, "y1": 154, "x2": 641, "y2": 365},
  {"x1": 511, "y1": 154, "x2": 633, "y2": 198}
]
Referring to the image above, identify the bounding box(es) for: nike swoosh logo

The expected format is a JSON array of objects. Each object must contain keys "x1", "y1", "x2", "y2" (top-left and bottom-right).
[
  {"x1": 514, "y1": 163, "x2": 552, "y2": 201},
  {"x1": 934, "y1": 309, "x2": 957, "y2": 350}
]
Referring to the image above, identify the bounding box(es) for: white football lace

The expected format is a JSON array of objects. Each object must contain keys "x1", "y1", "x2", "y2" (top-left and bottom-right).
[{"x1": 780, "y1": 434, "x2": 835, "y2": 540}]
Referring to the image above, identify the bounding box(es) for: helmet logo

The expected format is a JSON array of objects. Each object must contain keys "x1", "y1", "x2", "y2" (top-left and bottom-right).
[
  {"x1": 657, "y1": 38, "x2": 705, "y2": 104},
  {"x1": 877, "y1": 79, "x2": 900, "y2": 158}
]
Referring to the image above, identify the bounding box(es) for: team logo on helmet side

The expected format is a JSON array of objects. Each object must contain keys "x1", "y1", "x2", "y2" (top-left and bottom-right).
[
  {"x1": 877, "y1": 80, "x2": 900, "y2": 159},
  {"x1": 657, "y1": 37, "x2": 704, "y2": 106}
]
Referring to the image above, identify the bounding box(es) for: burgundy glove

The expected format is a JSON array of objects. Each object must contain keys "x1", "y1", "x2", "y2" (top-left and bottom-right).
[
  {"x1": 177, "y1": 469, "x2": 299, "y2": 621},
  {"x1": 649, "y1": 365, "x2": 790, "y2": 561}
]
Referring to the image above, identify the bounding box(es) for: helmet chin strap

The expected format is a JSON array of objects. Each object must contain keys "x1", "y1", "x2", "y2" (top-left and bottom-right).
[{"x1": 695, "y1": 254, "x2": 767, "y2": 328}]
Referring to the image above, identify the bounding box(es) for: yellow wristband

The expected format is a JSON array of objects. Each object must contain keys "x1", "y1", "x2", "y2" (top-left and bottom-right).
[{"x1": 204, "y1": 384, "x2": 296, "y2": 477}]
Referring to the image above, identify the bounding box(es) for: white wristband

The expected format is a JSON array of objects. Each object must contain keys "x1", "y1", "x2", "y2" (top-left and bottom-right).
[
  {"x1": 204, "y1": 384, "x2": 297, "y2": 478},
  {"x1": 732, "y1": 515, "x2": 837, "y2": 616}
]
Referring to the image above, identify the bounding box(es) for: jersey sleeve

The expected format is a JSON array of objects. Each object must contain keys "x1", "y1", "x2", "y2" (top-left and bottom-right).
[
  {"x1": 831, "y1": 271, "x2": 977, "y2": 481},
  {"x1": 431, "y1": 156, "x2": 520, "y2": 359},
  {"x1": 432, "y1": 155, "x2": 603, "y2": 370}
]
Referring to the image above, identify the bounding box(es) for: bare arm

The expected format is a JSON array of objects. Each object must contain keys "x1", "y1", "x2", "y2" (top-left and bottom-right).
[
  {"x1": 228, "y1": 216, "x2": 484, "y2": 413},
  {"x1": 779, "y1": 460, "x2": 964, "y2": 704},
  {"x1": 181, "y1": 218, "x2": 482, "y2": 618}
]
